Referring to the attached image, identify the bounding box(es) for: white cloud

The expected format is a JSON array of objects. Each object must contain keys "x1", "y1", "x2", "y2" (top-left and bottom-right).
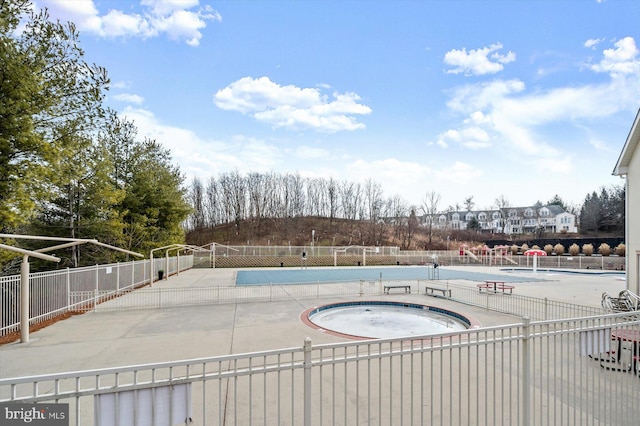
[
  {"x1": 295, "y1": 146, "x2": 329, "y2": 159},
  {"x1": 433, "y1": 161, "x2": 483, "y2": 184},
  {"x1": 110, "y1": 81, "x2": 130, "y2": 90},
  {"x1": 437, "y1": 127, "x2": 492, "y2": 150},
  {"x1": 120, "y1": 107, "x2": 281, "y2": 179},
  {"x1": 444, "y1": 43, "x2": 516, "y2": 76},
  {"x1": 112, "y1": 93, "x2": 145, "y2": 104},
  {"x1": 584, "y1": 38, "x2": 604, "y2": 49},
  {"x1": 36, "y1": 0, "x2": 220, "y2": 46},
  {"x1": 214, "y1": 77, "x2": 372, "y2": 132},
  {"x1": 437, "y1": 37, "x2": 640, "y2": 177},
  {"x1": 590, "y1": 37, "x2": 640, "y2": 76}
]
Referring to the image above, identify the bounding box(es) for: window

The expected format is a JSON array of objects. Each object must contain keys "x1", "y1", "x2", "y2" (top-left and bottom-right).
[
  {"x1": 478, "y1": 212, "x2": 486, "y2": 220},
  {"x1": 452, "y1": 213, "x2": 460, "y2": 221},
  {"x1": 465, "y1": 213, "x2": 474, "y2": 221},
  {"x1": 508, "y1": 210, "x2": 517, "y2": 218},
  {"x1": 492, "y1": 212, "x2": 501, "y2": 220},
  {"x1": 439, "y1": 215, "x2": 446, "y2": 224},
  {"x1": 525, "y1": 208, "x2": 534, "y2": 217}
]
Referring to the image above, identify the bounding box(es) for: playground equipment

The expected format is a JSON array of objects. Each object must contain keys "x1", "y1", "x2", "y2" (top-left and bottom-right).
[{"x1": 602, "y1": 289, "x2": 640, "y2": 313}]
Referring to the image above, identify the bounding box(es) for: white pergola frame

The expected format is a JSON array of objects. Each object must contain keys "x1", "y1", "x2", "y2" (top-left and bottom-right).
[
  {"x1": 333, "y1": 245, "x2": 377, "y2": 267},
  {"x1": 0, "y1": 234, "x2": 143, "y2": 343},
  {"x1": 149, "y1": 244, "x2": 210, "y2": 284}
]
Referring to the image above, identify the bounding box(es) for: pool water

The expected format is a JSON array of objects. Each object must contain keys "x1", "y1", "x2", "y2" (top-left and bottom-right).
[{"x1": 305, "y1": 301, "x2": 470, "y2": 339}]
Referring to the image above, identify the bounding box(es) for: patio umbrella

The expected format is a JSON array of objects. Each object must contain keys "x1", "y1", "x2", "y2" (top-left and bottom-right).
[{"x1": 524, "y1": 249, "x2": 547, "y2": 273}]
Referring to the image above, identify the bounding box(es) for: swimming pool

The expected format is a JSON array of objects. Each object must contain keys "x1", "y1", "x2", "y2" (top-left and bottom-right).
[
  {"x1": 501, "y1": 268, "x2": 625, "y2": 276},
  {"x1": 302, "y1": 301, "x2": 477, "y2": 339},
  {"x1": 236, "y1": 266, "x2": 542, "y2": 285}
]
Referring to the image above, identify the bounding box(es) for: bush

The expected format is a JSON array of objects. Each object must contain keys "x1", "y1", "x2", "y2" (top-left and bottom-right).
[
  {"x1": 521, "y1": 243, "x2": 529, "y2": 252},
  {"x1": 569, "y1": 243, "x2": 580, "y2": 256},
  {"x1": 615, "y1": 243, "x2": 626, "y2": 257},
  {"x1": 582, "y1": 244, "x2": 594, "y2": 256},
  {"x1": 532, "y1": 245, "x2": 540, "y2": 250},
  {"x1": 510, "y1": 244, "x2": 519, "y2": 255},
  {"x1": 598, "y1": 243, "x2": 611, "y2": 256},
  {"x1": 543, "y1": 244, "x2": 553, "y2": 255},
  {"x1": 554, "y1": 243, "x2": 565, "y2": 255}
]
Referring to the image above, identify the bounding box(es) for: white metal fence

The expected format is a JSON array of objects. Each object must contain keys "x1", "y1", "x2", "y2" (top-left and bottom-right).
[
  {"x1": 2, "y1": 312, "x2": 638, "y2": 425},
  {"x1": 0, "y1": 255, "x2": 194, "y2": 337},
  {"x1": 195, "y1": 245, "x2": 625, "y2": 270},
  {"x1": 78, "y1": 278, "x2": 604, "y2": 321}
]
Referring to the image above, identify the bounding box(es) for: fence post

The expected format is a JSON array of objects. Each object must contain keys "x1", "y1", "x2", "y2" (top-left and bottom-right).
[
  {"x1": 522, "y1": 317, "x2": 531, "y2": 426},
  {"x1": 544, "y1": 298, "x2": 548, "y2": 321},
  {"x1": 66, "y1": 267, "x2": 70, "y2": 312},
  {"x1": 94, "y1": 264, "x2": 99, "y2": 312},
  {"x1": 303, "y1": 337, "x2": 312, "y2": 426},
  {"x1": 116, "y1": 262, "x2": 120, "y2": 292}
]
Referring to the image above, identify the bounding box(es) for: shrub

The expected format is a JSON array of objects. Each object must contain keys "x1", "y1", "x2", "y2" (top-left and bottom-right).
[
  {"x1": 554, "y1": 243, "x2": 565, "y2": 255},
  {"x1": 615, "y1": 243, "x2": 626, "y2": 257},
  {"x1": 510, "y1": 245, "x2": 519, "y2": 255},
  {"x1": 543, "y1": 244, "x2": 553, "y2": 255},
  {"x1": 521, "y1": 243, "x2": 529, "y2": 252},
  {"x1": 598, "y1": 243, "x2": 611, "y2": 256},
  {"x1": 582, "y1": 244, "x2": 594, "y2": 256},
  {"x1": 532, "y1": 245, "x2": 540, "y2": 250},
  {"x1": 568, "y1": 243, "x2": 580, "y2": 256}
]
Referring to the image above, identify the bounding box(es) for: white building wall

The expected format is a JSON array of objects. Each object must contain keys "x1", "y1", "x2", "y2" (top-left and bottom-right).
[{"x1": 627, "y1": 150, "x2": 640, "y2": 294}]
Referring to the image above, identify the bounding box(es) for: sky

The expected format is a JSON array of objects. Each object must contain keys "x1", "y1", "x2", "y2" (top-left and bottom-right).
[{"x1": 35, "y1": 0, "x2": 640, "y2": 211}]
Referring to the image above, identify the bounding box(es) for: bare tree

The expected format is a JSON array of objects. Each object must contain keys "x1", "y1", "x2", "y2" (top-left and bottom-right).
[
  {"x1": 205, "y1": 176, "x2": 221, "y2": 226},
  {"x1": 364, "y1": 178, "x2": 384, "y2": 243},
  {"x1": 464, "y1": 196, "x2": 475, "y2": 212},
  {"x1": 288, "y1": 173, "x2": 305, "y2": 218},
  {"x1": 422, "y1": 191, "x2": 441, "y2": 248},
  {"x1": 494, "y1": 194, "x2": 510, "y2": 234},
  {"x1": 340, "y1": 180, "x2": 360, "y2": 232},
  {"x1": 386, "y1": 195, "x2": 408, "y2": 244},
  {"x1": 406, "y1": 208, "x2": 419, "y2": 249},
  {"x1": 188, "y1": 177, "x2": 206, "y2": 231},
  {"x1": 327, "y1": 178, "x2": 340, "y2": 228}
]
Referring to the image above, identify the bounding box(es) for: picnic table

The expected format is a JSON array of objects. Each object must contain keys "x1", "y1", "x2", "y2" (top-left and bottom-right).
[
  {"x1": 600, "y1": 329, "x2": 640, "y2": 373},
  {"x1": 477, "y1": 280, "x2": 515, "y2": 294}
]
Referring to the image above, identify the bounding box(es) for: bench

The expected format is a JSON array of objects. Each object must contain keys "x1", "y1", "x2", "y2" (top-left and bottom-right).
[
  {"x1": 496, "y1": 284, "x2": 515, "y2": 294},
  {"x1": 383, "y1": 285, "x2": 411, "y2": 294},
  {"x1": 477, "y1": 283, "x2": 494, "y2": 292},
  {"x1": 424, "y1": 286, "x2": 451, "y2": 298}
]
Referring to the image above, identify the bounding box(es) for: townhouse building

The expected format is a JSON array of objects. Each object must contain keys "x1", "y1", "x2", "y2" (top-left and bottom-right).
[{"x1": 424, "y1": 204, "x2": 578, "y2": 235}]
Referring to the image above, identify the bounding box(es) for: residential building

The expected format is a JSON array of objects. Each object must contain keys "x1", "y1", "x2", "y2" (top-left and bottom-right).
[{"x1": 424, "y1": 205, "x2": 578, "y2": 235}]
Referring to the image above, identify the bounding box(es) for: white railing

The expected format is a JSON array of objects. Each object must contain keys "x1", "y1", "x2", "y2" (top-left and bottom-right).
[
  {"x1": 2, "y1": 312, "x2": 638, "y2": 425},
  {"x1": 194, "y1": 246, "x2": 626, "y2": 271},
  {"x1": 0, "y1": 255, "x2": 194, "y2": 337},
  {"x1": 77, "y1": 278, "x2": 604, "y2": 322}
]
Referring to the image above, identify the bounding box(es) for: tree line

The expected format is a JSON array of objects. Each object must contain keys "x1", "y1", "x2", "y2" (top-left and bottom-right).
[
  {"x1": 187, "y1": 171, "x2": 625, "y2": 245},
  {"x1": 1, "y1": 1, "x2": 190, "y2": 271}
]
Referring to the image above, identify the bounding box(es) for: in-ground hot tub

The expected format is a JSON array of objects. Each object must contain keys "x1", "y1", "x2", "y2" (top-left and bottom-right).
[{"x1": 302, "y1": 301, "x2": 477, "y2": 339}]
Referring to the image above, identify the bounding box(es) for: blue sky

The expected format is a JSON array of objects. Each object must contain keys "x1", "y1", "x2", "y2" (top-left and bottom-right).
[{"x1": 37, "y1": 0, "x2": 640, "y2": 211}]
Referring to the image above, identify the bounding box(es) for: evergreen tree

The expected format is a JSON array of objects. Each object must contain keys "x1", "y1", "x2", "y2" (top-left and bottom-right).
[{"x1": 0, "y1": 0, "x2": 108, "y2": 231}]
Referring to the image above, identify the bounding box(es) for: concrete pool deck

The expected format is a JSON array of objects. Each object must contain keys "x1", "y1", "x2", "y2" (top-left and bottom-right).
[{"x1": 0, "y1": 265, "x2": 627, "y2": 379}]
